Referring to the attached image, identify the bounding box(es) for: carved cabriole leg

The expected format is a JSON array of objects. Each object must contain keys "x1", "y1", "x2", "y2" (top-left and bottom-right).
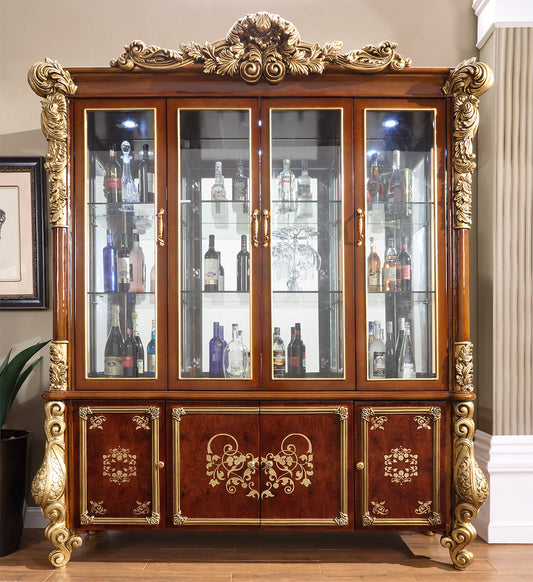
[{"x1": 31, "y1": 401, "x2": 82, "y2": 567}]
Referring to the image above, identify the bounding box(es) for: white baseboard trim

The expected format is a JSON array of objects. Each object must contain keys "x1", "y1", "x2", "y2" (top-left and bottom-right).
[
  {"x1": 24, "y1": 506, "x2": 47, "y2": 529},
  {"x1": 474, "y1": 430, "x2": 533, "y2": 543}
]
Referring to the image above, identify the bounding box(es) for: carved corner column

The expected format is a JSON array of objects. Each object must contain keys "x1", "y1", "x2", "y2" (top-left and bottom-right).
[
  {"x1": 440, "y1": 60, "x2": 493, "y2": 570},
  {"x1": 28, "y1": 59, "x2": 80, "y2": 566}
]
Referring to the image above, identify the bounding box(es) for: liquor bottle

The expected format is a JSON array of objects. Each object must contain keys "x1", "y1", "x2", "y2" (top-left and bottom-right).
[
  {"x1": 204, "y1": 234, "x2": 219, "y2": 292},
  {"x1": 398, "y1": 320, "x2": 416, "y2": 378},
  {"x1": 217, "y1": 252, "x2": 224, "y2": 291},
  {"x1": 209, "y1": 322, "x2": 225, "y2": 378},
  {"x1": 367, "y1": 237, "x2": 381, "y2": 292},
  {"x1": 132, "y1": 311, "x2": 144, "y2": 377},
  {"x1": 286, "y1": 326, "x2": 296, "y2": 377},
  {"x1": 122, "y1": 319, "x2": 137, "y2": 378},
  {"x1": 394, "y1": 317, "x2": 406, "y2": 372},
  {"x1": 385, "y1": 320, "x2": 396, "y2": 378},
  {"x1": 104, "y1": 144, "x2": 121, "y2": 202},
  {"x1": 129, "y1": 229, "x2": 145, "y2": 292},
  {"x1": 138, "y1": 144, "x2": 155, "y2": 203},
  {"x1": 103, "y1": 229, "x2": 118, "y2": 293},
  {"x1": 120, "y1": 140, "x2": 139, "y2": 203},
  {"x1": 236, "y1": 235, "x2": 249, "y2": 292},
  {"x1": 211, "y1": 161, "x2": 228, "y2": 226},
  {"x1": 382, "y1": 238, "x2": 399, "y2": 292},
  {"x1": 398, "y1": 237, "x2": 412, "y2": 292},
  {"x1": 387, "y1": 149, "x2": 405, "y2": 222},
  {"x1": 296, "y1": 160, "x2": 312, "y2": 218},
  {"x1": 104, "y1": 304, "x2": 124, "y2": 378},
  {"x1": 369, "y1": 321, "x2": 386, "y2": 378},
  {"x1": 291, "y1": 323, "x2": 306, "y2": 377},
  {"x1": 232, "y1": 158, "x2": 248, "y2": 208},
  {"x1": 368, "y1": 321, "x2": 375, "y2": 348},
  {"x1": 366, "y1": 152, "x2": 383, "y2": 212},
  {"x1": 146, "y1": 320, "x2": 156, "y2": 377},
  {"x1": 272, "y1": 327, "x2": 286, "y2": 378},
  {"x1": 239, "y1": 330, "x2": 250, "y2": 378},
  {"x1": 117, "y1": 233, "x2": 131, "y2": 292},
  {"x1": 278, "y1": 159, "x2": 296, "y2": 213},
  {"x1": 223, "y1": 323, "x2": 247, "y2": 378}
]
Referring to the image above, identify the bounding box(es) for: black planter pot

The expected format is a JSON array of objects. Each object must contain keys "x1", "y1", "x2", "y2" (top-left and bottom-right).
[{"x1": 0, "y1": 429, "x2": 31, "y2": 557}]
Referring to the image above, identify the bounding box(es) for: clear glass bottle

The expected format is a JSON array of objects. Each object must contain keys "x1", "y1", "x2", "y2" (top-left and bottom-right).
[
  {"x1": 366, "y1": 152, "x2": 383, "y2": 212},
  {"x1": 103, "y1": 229, "x2": 117, "y2": 293},
  {"x1": 394, "y1": 317, "x2": 406, "y2": 374},
  {"x1": 138, "y1": 143, "x2": 155, "y2": 203},
  {"x1": 369, "y1": 321, "x2": 386, "y2": 379},
  {"x1": 386, "y1": 149, "x2": 404, "y2": 222},
  {"x1": 211, "y1": 161, "x2": 228, "y2": 226},
  {"x1": 272, "y1": 326, "x2": 286, "y2": 378},
  {"x1": 239, "y1": 330, "x2": 250, "y2": 378},
  {"x1": 232, "y1": 158, "x2": 248, "y2": 208},
  {"x1": 146, "y1": 320, "x2": 156, "y2": 377},
  {"x1": 129, "y1": 229, "x2": 145, "y2": 292},
  {"x1": 278, "y1": 159, "x2": 296, "y2": 213},
  {"x1": 223, "y1": 323, "x2": 247, "y2": 378},
  {"x1": 382, "y1": 238, "x2": 399, "y2": 292},
  {"x1": 385, "y1": 320, "x2": 396, "y2": 378},
  {"x1": 296, "y1": 160, "x2": 312, "y2": 218},
  {"x1": 367, "y1": 237, "x2": 381, "y2": 292},
  {"x1": 104, "y1": 304, "x2": 124, "y2": 378},
  {"x1": 120, "y1": 140, "x2": 139, "y2": 203},
  {"x1": 398, "y1": 320, "x2": 416, "y2": 378},
  {"x1": 104, "y1": 144, "x2": 121, "y2": 202}
]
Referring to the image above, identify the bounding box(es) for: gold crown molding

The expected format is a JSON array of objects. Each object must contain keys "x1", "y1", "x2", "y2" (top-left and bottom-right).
[
  {"x1": 28, "y1": 59, "x2": 77, "y2": 228},
  {"x1": 110, "y1": 12, "x2": 410, "y2": 84},
  {"x1": 49, "y1": 340, "x2": 68, "y2": 391},
  {"x1": 31, "y1": 401, "x2": 82, "y2": 567},
  {"x1": 454, "y1": 341, "x2": 474, "y2": 393},
  {"x1": 441, "y1": 402, "x2": 488, "y2": 570},
  {"x1": 442, "y1": 59, "x2": 493, "y2": 229}
]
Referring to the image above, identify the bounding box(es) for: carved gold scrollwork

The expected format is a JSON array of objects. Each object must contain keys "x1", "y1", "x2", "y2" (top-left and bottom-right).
[
  {"x1": 384, "y1": 446, "x2": 418, "y2": 485},
  {"x1": 441, "y1": 402, "x2": 489, "y2": 570},
  {"x1": 415, "y1": 500, "x2": 442, "y2": 526},
  {"x1": 371, "y1": 500, "x2": 389, "y2": 516},
  {"x1": 370, "y1": 416, "x2": 388, "y2": 431},
  {"x1": 414, "y1": 416, "x2": 432, "y2": 430},
  {"x1": 454, "y1": 341, "x2": 474, "y2": 392},
  {"x1": 173, "y1": 510, "x2": 189, "y2": 526},
  {"x1": 172, "y1": 407, "x2": 187, "y2": 422},
  {"x1": 49, "y1": 341, "x2": 68, "y2": 391},
  {"x1": 28, "y1": 59, "x2": 77, "y2": 228},
  {"x1": 31, "y1": 401, "x2": 83, "y2": 567},
  {"x1": 89, "y1": 415, "x2": 106, "y2": 430},
  {"x1": 111, "y1": 12, "x2": 410, "y2": 84},
  {"x1": 442, "y1": 59, "x2": 494, "y2": 229},
  {"x1": 362, "y1": 511, "x2": 375, "y2": 527},
  {"x1": 334, "y1": 512, "x2": 349, "y2": 527},
  {"x1": 133, "y1": 500, "x2": 151, "y2": 516},
  {"x1": 89, "y1": 500, "x2": 107, "y2": 516},
  {"x1": 132, "y1": 415, "x2": 151, "y2": 431},
  {"x1": 102, "y1": 447, "x2": 137, "y2": 485}
]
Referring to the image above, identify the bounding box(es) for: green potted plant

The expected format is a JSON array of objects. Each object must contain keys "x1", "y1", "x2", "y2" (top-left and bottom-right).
[{"x1": 0, "y1": 340, "x2": 49, "y2": 556}]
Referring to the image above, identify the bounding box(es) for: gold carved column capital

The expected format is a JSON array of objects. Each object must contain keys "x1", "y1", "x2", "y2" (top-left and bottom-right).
[
  {"x1": 454, "y1": 341, "x2": 474, "y2": 393},
  {"x1": 443, "y1": 59, "x2": 493, "y2": 229},
  {"x1": 49, "y1": 340, "x2": 68, "y2": 391},
  {"x1": 28, "y1": 58, "x2": 77, "y2": 228}
]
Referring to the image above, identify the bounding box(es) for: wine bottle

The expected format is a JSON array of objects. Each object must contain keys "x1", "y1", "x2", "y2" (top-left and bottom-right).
[
  {"x1": 382, "y1": 238, "x2": 399, "y2": 292},
  {"x1": 366, "y1": 152, "x2": 383, "y2": 212},
  {"x1": 132, "y1": 311, "x2": 144, "y2": 377},
  {"x1": 146, "y1": 319, "x2": 156, "y2": 377},
  {"x1": 117, "y1": 233, "x2": 130, "y2": 293},
  {"x1": 204, "y1": 234, "x2": 219, "y2": 292},
  {"x1": 104, "y1": 144, "x2": 121, "y2": 202},
  {"x1": 217, "y1": 252, "x2": 224, "y2": 291},
  {"x1": 209, "y1": 321, "x2": 225, "y2": 378},
  {"x1": 236, "y1": 235, "x2": 249, "y2": 292},
  {"x1": 103, "y1": 229, "x2": 118, "y2": 293},
  {"x1": 291, "y1": 323, "x2": 306, "y2": 377},
  {"x1": 122, "y1": 319, "x2": 137, "y2": 378},
  {"x1": 367, "y1": 237, "x2": 381, "y2": 292},
  {"x1": 369, "y1": 321, "x2": 386, "y2": 378},
  {"x1": 286, "y1": 326, "x2": 295, "y2": 377},
  {"x1": 387, "y1": 149, "x2": 405, "y2": 222},
  {"x1": 398, "y1": 237, "x2": 412, "y2": 292},
  {"x1": 232, "y1": 159, "x2": 248, "y2": 205},
  {"x1": 138, "y1": 143, "x2": 155, "y2": 203},
  {"x1": 296, "y1": 160, "x2": 312, "y2": 218},
  {"x1": 104, "y1": 304, "x2": 124, "y2": 378},
  {"x1": 129, "y1": 229, "x2": 145, "y2": 292},
  {"x1": 120, "y1": 140, "x2": 139, "y2": 203},
  {"x1": 278, "y1": 159, "x2": 296, "y2": 213},
  {"x1": 398, "y1": 320, "x2": 416, "y2": 378},
  {"x1": 272, "y1": 327, "x2": 286, "y2": 378},
  {"x1": 223, "y1": 323, "x2": 247, "y2": 378},
  {"x1": 385, "y1": 320, "x2": 396, "y2": 378}
]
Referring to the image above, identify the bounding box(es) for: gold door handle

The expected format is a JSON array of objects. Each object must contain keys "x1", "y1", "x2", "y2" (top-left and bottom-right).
[
  {"x1": 262, "y1": 460, "x2": 274, "y2": 470},
  {"x1": 252, "y1": 209, "x2": 260, "y2": 247},
  {"x1": 262, "y1": 209, "x2": 270, "y2": 248},
  {"x1": 157, "y1": 208, "x2": 165, "y2": 247},
  {"x1": 356, "y1": 208, "x2": 365, "y2": 247}
]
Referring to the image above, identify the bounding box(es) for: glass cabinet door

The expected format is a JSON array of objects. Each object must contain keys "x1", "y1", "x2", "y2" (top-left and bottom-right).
[
  {"x1": 176, "y1": 106, "x2": 258, "y2": 383},
  {"x1": 363, "y1": 108, "x2": 442, "y2": 383},
  {"x1": 80, "y1": 105, "x2": 162, "y2": 384},
  {"x1": 264, "y1": 104, "x2": 353, "y2": 386}
]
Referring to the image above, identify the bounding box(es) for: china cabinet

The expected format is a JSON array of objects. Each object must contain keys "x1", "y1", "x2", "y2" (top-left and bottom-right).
[{"x1": 28, "y1": 13, "x2": 492, "y2": 570}]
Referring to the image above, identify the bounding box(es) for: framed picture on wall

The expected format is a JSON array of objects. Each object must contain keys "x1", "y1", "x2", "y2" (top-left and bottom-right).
[{"x1": 0, "y1": 157, "x2": 47, "y2": 309}]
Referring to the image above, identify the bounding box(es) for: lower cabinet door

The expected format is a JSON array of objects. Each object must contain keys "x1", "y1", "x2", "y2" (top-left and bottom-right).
[
  {"x1": 356, "y1": 403, "x2": 446, "y2": 529},
  {"x1": 76, "y1": 402, "x2": 165, "y2": 528},
  {"x1": 259, "y1": 403, "x2": 352, "y2": 528},
  {"x1": 170, "y1": 404, "x2": 261, "y2": 527}
]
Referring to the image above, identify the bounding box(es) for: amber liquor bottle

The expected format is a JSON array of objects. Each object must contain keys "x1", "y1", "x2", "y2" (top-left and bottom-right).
[{"x1": 367, "y1": 237, "x2": 381, "y2": 292}]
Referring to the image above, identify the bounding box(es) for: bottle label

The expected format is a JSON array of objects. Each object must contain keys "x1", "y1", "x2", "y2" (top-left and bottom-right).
[
  {"x1": 401, "y1": 363, "x2": 416, "y2": 378},
  {"x1": 373, "y1": 351, "x2": 386, "y2": 377},
  {"x1": 401, "y1": 265, "x2": 411, "y2": 280},
  {"x1": 147, "y1": 172, "x2": 155, "y2": 195},
  {"x1": 118, "y1": 257, "x2": 130, "y2": 283},
  {"x1": 105, "y1": 176, "x2": 121, "y2": 189},
  {"x1": 136, "y1": 359, "x2": 144, "y2": 375},
  {"x1": 147, "y1": 354, "x2": 156, "y2": 373},
  {"x1": 105, "y1": 357, "x2": 123, "y2": 377},
  {"x1": 204, "y1": 259, "x2": 219, "y2": 287},
  {"x1": 368, "y1": 270, "x2": 380, "y2": 287},
  {"x1": 123, "y1": 355, "x2": 134, "y2": 369},
  {"x1": 232, "y1": 178, "x2": 248, "y2": 201},
  {"x1": 383, "y1": 266, "x2": 396, "y2": 289}
]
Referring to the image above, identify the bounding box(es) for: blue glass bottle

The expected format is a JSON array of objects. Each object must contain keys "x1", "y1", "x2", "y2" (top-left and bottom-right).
[
  {"x1": 209, "y1": 322, "x2": 225, "y2": 378},
  {"x1": 146, "y1": 319, "x2": 156, "y2": 377},
  {"x1": 103, "y1": 229, "x2": 117, "y2": 292}
]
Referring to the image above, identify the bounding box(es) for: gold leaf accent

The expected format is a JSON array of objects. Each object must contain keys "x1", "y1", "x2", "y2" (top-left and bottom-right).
[
  {"x1": 334, "y1": 512, "x2": 349, "y2": 527},
  {"x1": 337, "y1": 40, "x2": 411, "y2": 72},
  {"x1": 371, "y1": 500, "x2": 389, "y2": 516},
  {"x1": 443, "y1": 59, "x2": 494, "y2": 229},
  {"x1": 102, "y1": 447, "x2": 137, "y2": 485},
  {"x1": 336, "y1": 406, "x2": 349, "y2": 421},
  {"x1": 370, "y1": 416, "x2": 388, "y2": 431},
  {"x1": 31, "y1": 401, "x2": 83, "y2": 567},
  {"x1": 133, "y1": 500, "x2": 151, "y2": 516},
  {"x1": 132, "y1": 415, "x2": 150, "y2": 431},
  {"x1": 414, "y1": 416, "x2": 432, "y2": 430},
  {"x1": 362, "y1": 511, "x2": 375, "y2": 527},
  {"x1": 89, "y1": 500, "x2": 107, "y2": 516},
  {"x1": 89, "y1": 415, "x2": 106, "y2": 430},
  {"x1": 384, "y1": 446, "x2": 418, "y2": 485},
  {"x1": 173, "y1": 510, "x2": 188, "y2": 526},
  {"x1": 49, "y1": 341, "x2": 68, "y2": 391},
  {"x1": 361, "y1": 407, "x2": 375, "y2": 422},
  {"x1": 415, "y1": 500, "x2": 433, "y2": 515},
  {"x1": 172, "y1": 407, "x2": 187, "y2": 422},
  {"x1": 454, "y1": 342, "x2": 474, "y2": 392},
  {"x1": 28, "y1": 59, "x2": 77, "y2": 228},
  {"x1": 146, "y1": 512, "x2": 160, "y2": 525}
]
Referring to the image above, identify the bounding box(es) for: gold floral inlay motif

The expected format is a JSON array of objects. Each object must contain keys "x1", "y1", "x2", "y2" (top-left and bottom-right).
[
  {"x1": 370, "y1": 416, "x2": 388, "y2": 431},
  {"x1": 384, "y1": 446, "x2": 418, "y2": 485},
  {"x1": 414, "y1": 416, "x2": 432, "y2": 430},
  {"x1": 133, "y1": 500, "x2": 151, "y2": 516},
  {"x1": 102, "y1": 447, "x2": 137, "y2": 485},
  {"x1": 89, "y1": 415, "x2": 106, "y2": 430},
  {"x1": 371, "y1": 500, "x2": 389, "y2": 516},
  {"x1": 89, "y1": 500, "x2": 107, "y2": 515},
  {"x1": 132, "y1": 415, "x2": 150, "y2": 431},
  {"x1": 415, "y1": 500, "x2": 433, "y2": 515}
]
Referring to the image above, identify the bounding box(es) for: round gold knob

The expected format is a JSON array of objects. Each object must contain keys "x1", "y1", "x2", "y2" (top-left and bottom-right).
[
  {"x1": 247, "y1": 460, "x2": 258, "y2": 470},
  {"x1": 356, "y1": 462, "x2": 365, "y2": 471},
  {"x1": 157, "y1": 461, "x2": 165, "y2": 469}
]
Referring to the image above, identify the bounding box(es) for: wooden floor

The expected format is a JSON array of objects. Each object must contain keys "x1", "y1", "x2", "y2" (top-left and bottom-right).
[{"x1": 1, "y1": 529, "x2": 532, "y2": 581}]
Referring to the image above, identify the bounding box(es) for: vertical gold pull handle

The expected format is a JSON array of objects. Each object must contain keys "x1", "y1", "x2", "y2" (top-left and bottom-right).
[
  {"x1": 157, "y1": 208, "x2": 165, "y2": 247},
  {"x1": 356, "y1": 208, "x2": 365, "y2": 247},
  {"x1": 252, "y1": 209, "x2": 260, "y2": 247},
  {"x1": 262, "y1": 209, "x2": 270, "y2": 248}
]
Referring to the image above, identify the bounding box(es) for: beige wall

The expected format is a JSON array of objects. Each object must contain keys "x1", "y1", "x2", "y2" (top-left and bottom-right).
[{"x1": 0, "y1": 0, "x2": 478, "y2": 501}]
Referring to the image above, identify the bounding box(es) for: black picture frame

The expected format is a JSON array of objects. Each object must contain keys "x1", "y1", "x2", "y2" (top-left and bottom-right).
[{"x1": 0, "y1": 157, "x2": 48, "y2": 309}]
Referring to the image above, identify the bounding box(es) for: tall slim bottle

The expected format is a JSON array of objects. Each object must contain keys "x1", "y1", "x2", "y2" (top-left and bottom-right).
[
  {"x1": 104, "y1": 144, "x2": 121, "y2": 202},
  {"x1": 366, "y1": 152, "x2": 383, "y2": 211},
  {"x1": 272, "y1": 327, "x2": 286, "y2": 378},
  {"x1": 122, "y1": 320, "x2": 137, "y2": 378},
  {"x1": 394, "y1": 318, "x2": 405, "y2": 372},
  {"x1": 132, "y1": 311, "x2": 144, "y2": 377},
  {"x1": 398, "y1": 320, "x2": 416, "y2": 378},
  {"x1": 369, "y1": 321, "x2": 386, "y2": 378},
  {"x1": 296, "y1": 160, "x2": 312, "y2": 218},
  {"x1": 104, "y1": 304, "x2": 124, "y2": 378},
  {"x1": 382, "y1": 238, "x2": 399, "y2": 292},
  {"x1": 209, "y1": 322, "x2": 225, "y2": 378},
  {"x1": 286, "y1": 326, "x2": 295, "y2": 377},
  {"x1": 217, "y1": 252, "x2": 224, "y2": 291},
  {"x1": 223, "y1": 323, "x2": 246, "y2": 378},
  {"x1": 367, "y1": 237, "x2": 381, "y2": 292},
  {"x1": 291, "y1": 323, "x2": 306, "y2": 377},
  {"x1": 398, "y1": 237, "x2": 412, "y2": 292},
  {"x1": 103, "y1": 229, "x2": 117, "y2": 292},
  {"x1": 278, "y1": 159, "x2": 296, "y2": 213},
  {"x1": 232, "y1": 158, "x2": 248, "y2": 210},
  {"x1": 117, "y1": 233, "x2": 130, "y2": 293},
  {"x1": 138, "y1": 144, "x2": 155, "y2": 203},
  {"x1": 120, "y1": 140, "x2": 139, "y2": 203},
  {"x1": 211, "y1": 161, "x2": 228, "y2": 226},
  {"x1": 236, "y1": 235, "x2": 249, "y2": 292},
  {"x1": 146, "y1": 320, "x2": 156, "y2": 377},
  {"x1": 387, "y1": 149, "x2": 405, "y2": 222},
  {"x1": 385, "y1": 320, "x2": 396, "y2": 378},
  {"x1": 204, "y1": 234, "x2": 219, "y2": 292},
  {"x1": 129, "y1": 229, "x2": 145, "y2": 292}
]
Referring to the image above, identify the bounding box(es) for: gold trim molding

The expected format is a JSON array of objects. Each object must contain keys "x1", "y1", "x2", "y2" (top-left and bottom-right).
[
  {"x1": 31, "y1": 401, "x2": 82, "y2": 567},
  {"x1": 454, "y1": 341, "x2": 474, "y2": 392},
  {"x1": 28, "y1": 59, "x2": 77, "y2": 228},
  {"x1": 111, "y1": 12, "x2": 410, "y2": 84},
  {"x1": 49, "y1": 340, "x2": 68, "y2": 391},
  {"x1": 441, "y1": 402, "x2": 488, "y2": 570},
  {"x1": 442, "y1": 59, "x2": 493, "y2": 229}
]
